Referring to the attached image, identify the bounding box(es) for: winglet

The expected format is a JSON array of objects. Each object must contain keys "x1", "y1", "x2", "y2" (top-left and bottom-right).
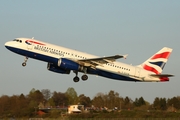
[{"x1": 123, "y1": 54, "x2": 128, "y2": 59}]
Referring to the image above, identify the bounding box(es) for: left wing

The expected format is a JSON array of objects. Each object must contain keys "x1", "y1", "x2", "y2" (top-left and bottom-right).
[{"x1": 71, "y1": 54, "x2": 128, "y2": 68}]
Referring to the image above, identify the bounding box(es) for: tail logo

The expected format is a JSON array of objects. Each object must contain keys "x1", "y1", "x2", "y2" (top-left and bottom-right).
[
  {"x1": 151, "y1": 52, "x2": 171, "y2": 60},
  {"x1": 143, "y1": 51, "x2": 171, "y2": 74}
]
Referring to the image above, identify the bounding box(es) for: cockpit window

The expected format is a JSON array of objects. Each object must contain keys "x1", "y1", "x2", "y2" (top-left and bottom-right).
[{"x1": 13, "y1": 39, "x2": 22, "y2": 43}]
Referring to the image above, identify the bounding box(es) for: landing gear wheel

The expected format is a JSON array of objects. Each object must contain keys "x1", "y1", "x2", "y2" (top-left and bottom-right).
[
  {"x1": 81, "y1": 75, "x2": 88, "y2": 81},
  {"x1": 22, "y1": 62, "x2": 26, "y2": 67},
  {"x1": 22, "y1": 56, "x2": 28, "y2": 67},
  {"x1": 73, "y1": 76, "x2": 80, "y2": 82}
]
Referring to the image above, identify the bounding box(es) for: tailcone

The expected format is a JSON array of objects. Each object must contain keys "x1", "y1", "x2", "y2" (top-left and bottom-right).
[{"x1": 160, "y1": 77, "x2": 169, "y2": 82}]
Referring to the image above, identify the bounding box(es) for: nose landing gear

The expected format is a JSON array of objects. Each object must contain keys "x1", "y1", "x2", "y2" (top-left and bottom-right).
[{"x1": 22, "y1": 56, "x2": 28, "y2": 67}]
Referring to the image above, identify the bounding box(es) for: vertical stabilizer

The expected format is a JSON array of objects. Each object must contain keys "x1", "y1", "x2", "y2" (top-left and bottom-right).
[{"x1": 138, "y1": 47, "x2": 172, "y2": 74}]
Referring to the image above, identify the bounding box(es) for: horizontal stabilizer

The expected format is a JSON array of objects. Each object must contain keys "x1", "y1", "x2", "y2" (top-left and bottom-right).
[{"x1": 150, "y1": 74, "x2": 174, "y2": 77}]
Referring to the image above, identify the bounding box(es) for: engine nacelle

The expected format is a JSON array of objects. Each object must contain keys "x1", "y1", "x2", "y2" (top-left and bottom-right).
[
  {"x1": 57, "y1": 58, "x2": 83, "y2": 71},
  {"x1": 47, "y1": 63, "x2": 70, "y2": 74}
]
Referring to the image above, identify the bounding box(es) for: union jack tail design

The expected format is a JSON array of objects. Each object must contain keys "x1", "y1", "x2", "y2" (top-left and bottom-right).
[{"x1": 138, "y1": 47, "x2": 173, "y2": 74}]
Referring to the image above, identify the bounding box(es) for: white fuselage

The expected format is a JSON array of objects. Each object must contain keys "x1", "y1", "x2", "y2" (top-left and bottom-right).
[{"x1": 5, "y1": 38, "x2": 162, "y2": 82}]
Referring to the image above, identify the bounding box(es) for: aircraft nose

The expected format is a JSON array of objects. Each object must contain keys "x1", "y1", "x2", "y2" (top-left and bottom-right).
[
  {"x1": 5, "y1": 42, "x2": 9, "y2": 47},
  {"x1": 4, "y1": 41, "x2": 13, "y2": 50},
  {"x1": 5, "y1": 41, "x2": 11, "y2": 47}
]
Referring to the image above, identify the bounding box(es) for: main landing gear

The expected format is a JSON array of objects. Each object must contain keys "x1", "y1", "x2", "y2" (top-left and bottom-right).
[
  {"x1": 73, "y1": 70, "x2": 88, "y2": 82},
  {"x1": 81, "y1": 74, "x2": 88, "y2": 81},
  {"x1": 73, "y1": 76, "x2": 80, "y2": 82},
  {"x1": 22, "y1": 56, "x2": 28, "y2": 67}
]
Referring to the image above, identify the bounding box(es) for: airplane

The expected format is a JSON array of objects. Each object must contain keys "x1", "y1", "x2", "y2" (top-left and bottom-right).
[{"x1": 5, "y1": 38, "x2": 174, "y2": 82}]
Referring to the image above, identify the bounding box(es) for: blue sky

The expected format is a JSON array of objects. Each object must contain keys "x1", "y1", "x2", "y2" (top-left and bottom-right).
[{"x1": 1, "y1": 0, "x2": 180, "y2": 103}]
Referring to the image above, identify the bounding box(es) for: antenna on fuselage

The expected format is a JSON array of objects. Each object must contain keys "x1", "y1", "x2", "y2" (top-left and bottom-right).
[{"x1": 32, "y1": 37, "x2": 34, "y2": 39}]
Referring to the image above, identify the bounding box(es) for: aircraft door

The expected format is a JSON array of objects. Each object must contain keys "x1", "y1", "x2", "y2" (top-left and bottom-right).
[{"x1": 135, "y1": 67, "x2": 141, "y2": 77}]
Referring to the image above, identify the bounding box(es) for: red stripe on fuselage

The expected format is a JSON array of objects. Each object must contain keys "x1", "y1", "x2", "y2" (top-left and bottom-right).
[
  {"x1": 143, "y1": 64, "x2": 159, "y2": 74},
  {"x1": 26, "y1": 40, "x2": 45, "y2": 45},
  {"x1": 151, "y1": 52, "x2": 170, "y2": 60}
]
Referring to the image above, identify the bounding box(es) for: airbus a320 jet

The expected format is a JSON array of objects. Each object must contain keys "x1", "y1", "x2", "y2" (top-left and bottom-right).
[{"x1": 5, "y1": 38, "x2": 173, "y2": 82}]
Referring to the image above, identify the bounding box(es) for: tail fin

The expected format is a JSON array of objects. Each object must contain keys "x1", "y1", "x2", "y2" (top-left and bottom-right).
[{"x1": 138, "y1": 47, "x2": 173, "y2": 74}]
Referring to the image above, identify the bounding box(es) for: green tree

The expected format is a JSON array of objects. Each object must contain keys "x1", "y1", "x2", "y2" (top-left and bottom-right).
[
  {"x1": 153, "y1": 97, "x2": 160, "y2": 110},
  {"x1": 52, "y1": 91, "x2": 68, "y2": 107},
  {"x1": 139, "y1": 97, "x2": 146, "y2": 106},
  {"x1": 27, "y1": 89, "x2": 44, "y2": 116},
  {"x1": 107, "y1": 90, "x2": 120, "y2": 109},
  {"x1": 78, "y1": 94, "x2": 91, "y2": 107},
  {"x1": 124, "y1": 96, "x2": 133, "y2": 110},
  {"x1": 0, "y1": 95, "x2": 10, "y2": 116},
  {"x1": 18, "y1": 94, "x2": 29, "y2": 116},
  {"x1": 41, "y1": 89, "x2": 51, "y2": 101},
  {"x1": 134, "y1": 98, "x2": 140, "y2": 107},
  {"x1": 167, "y1": 97, "x2": 180, "y2": 109},
  {"x1": 159, "y1": 98, "x2": 167, "y2": 110},
  {"x1": 28, "y1": 89, "x2": 44, "y2": 103},
  {"x1": 92, "y1": 91, "x2": 124, "y2": 109},
  {"x1": 92, "y1": 92, "x2": 105, "y2": 108},
  {"x1": 153, "y1": 97, "x2": 167, "y2": 110},
  {"x1": 48, "y1": 97, "x2": 55, "y2": 107},
  {"x1": 134, "y1": 97, "x2": 145, "y2": 107},
  {"x1": 65, "y1": 87, "x2": 78, "y2": 105}
]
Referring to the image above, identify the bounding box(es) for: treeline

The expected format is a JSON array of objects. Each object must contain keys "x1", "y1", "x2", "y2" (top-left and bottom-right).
[{"x1": 0, "y1": 87, "x2": 180, "y2": 118}]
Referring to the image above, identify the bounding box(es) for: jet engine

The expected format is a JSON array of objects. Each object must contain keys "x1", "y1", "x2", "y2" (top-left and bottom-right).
[
  {"x1": 47, "y1": 63, "x2": 70, "y2": 74},
  {"x1": 57, "y1": 58, "x2": 83, "y2": 71},
  {"x1": 47, "y1": 58, "x2": 84, "y2": 74}
]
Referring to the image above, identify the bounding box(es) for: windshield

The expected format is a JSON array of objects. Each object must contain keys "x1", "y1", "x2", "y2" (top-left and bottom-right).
[{"x1": 13, "y1": 39, "x2": 22, "y2": 43}]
